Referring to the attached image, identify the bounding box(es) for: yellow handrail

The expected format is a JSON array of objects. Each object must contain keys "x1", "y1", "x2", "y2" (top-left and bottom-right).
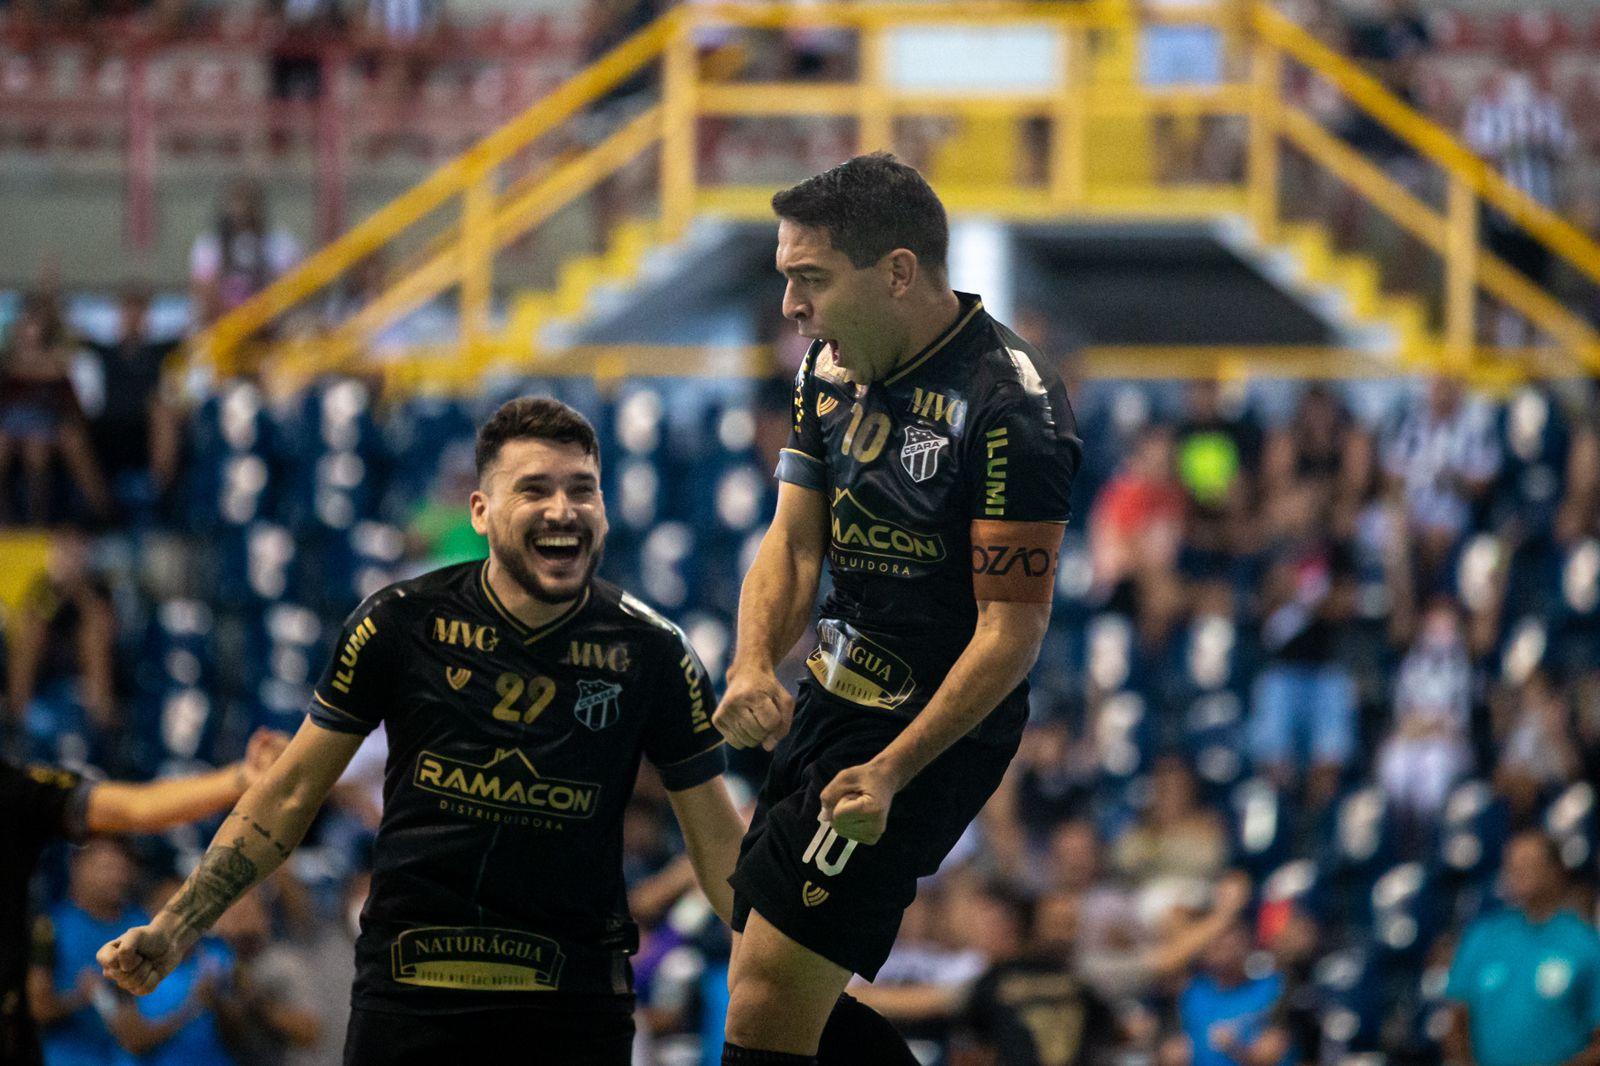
[
  {"x1": 1254, "y1": 5, "x2": 1600, "y2": 290},
  {"x1": 196, "y1": 10, "x2": 681, "y2": 373},
  {"x1": 195, "y1": 0, "x2": 1600, "y2": 389}
]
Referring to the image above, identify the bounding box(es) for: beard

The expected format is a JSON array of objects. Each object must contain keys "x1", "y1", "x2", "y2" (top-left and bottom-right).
[{"x1": 490, "y1": 527, "x2": 604, "y2": 604}]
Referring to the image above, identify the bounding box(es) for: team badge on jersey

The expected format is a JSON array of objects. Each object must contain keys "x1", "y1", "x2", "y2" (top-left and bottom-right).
[
  {"x1": 445, "y1": 667, "x2": 472, "y2": 691},
  {"x1": 900, "y1": 426, "x2": 948, "y2": 483},
  {"x1": 574, "y1": 679, "x2": 623, "y2": 731}
]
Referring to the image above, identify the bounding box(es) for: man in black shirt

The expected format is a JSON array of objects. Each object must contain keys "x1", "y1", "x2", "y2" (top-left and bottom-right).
[
  {"x1": 98, "y1": 397, "x2": 744, "y2": 1065},
  {"x1": 1, "y1": 729, "x2": 285, "y2": 1066},
  {"x1": 84, "y1": 285, "x2": 182, "y2": 502},
  {"x1": 951, "y1": 888, "x2": 1118, "y2": 1066},
  {"x1": 712, "y1": 153, "x2": 1083, "y2": 1064}
]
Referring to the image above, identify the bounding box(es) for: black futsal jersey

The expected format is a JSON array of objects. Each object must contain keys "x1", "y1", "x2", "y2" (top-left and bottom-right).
[
  {"x1": 774, "y1": 291, "x2": 1083, "y2": 745},
  {"x1": 307, "y1": 562, "x2": 725, "y2": 1015}
]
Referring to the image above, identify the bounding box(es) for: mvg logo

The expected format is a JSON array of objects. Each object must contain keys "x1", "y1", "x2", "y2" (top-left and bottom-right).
[{"x1": 432, "y1": 617, "x2": 499, "y2": 652}]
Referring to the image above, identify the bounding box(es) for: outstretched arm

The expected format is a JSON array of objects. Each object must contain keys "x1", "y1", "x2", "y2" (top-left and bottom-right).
[
  {"x1": 85, "y1": 728, "x2": 287, "y2": 835},
  {"x1": 97, "y1": 719, "x2": 362, "y2": 995}
]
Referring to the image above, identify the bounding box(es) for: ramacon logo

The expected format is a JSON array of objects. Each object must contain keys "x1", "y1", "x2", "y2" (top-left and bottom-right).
[
  {"x1": 829, "y1": 488, "x2": 946, "y2": 565},
  {"x1": 414, "y1": 748, "x2": 600, "y2": 819}
]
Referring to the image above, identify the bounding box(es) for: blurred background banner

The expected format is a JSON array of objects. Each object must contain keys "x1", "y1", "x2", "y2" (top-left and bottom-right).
[{"x1": 6, "y1": 0, "x2": 1600, "y2": 1062}]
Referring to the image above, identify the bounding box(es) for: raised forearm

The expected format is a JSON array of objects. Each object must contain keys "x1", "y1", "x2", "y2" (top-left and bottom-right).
[
  {"x1": 732, "y1": 530, "x2": 821, "y2": 672},
  {"x1": 152, "y1": 786, "x2": 318, "y2": 948},
  {"x1": 871, "y1": 616, "x2": 1044, "y2": 790}
]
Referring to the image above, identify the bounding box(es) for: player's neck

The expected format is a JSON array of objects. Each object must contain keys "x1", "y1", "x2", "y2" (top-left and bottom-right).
[
  {"x1": 888, "y1": 288, "x2": 962, "y2": 376},
  {"x1": 484, "y1": 556, "x2": 581, "y2": 629}
]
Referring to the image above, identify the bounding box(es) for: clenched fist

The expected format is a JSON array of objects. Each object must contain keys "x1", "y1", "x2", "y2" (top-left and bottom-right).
[
  {"x1": 712, "y1": 665, "x2": 795, "y2": 752},
  {"x1": 819, "y1": 762, "x2": 898, "y2": 845},
  {"x1": 97, "y1": 922, "x2": 188, "y2": 996}
]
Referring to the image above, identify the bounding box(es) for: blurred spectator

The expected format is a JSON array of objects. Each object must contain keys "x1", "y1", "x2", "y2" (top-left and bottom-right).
[
  {"x1": 106, "y1": 875, "x2": 235, "y2": 1066},
  {"x1": 1043, "y1": 821, "x2": 1148, "y2": 1001},
  {"x1": 948, "y1": 885, "x2": 1120, "y2": 1066},
  {"x1": 6, "y1": 532, "x2": 118, "y2": 763},
  {"x1": 1444, "y1": 832, "x2": 1600, "y2": 1066},
  {"x1": 1163, "y1": 918, "x2": 1290, "y2": 1066},
  {"x1": 28, "y1": 838, "x2": 144, "y2": 1066},
  {"x1": 1091, "y1": 426, "x2": 1185, "y2": 593},
  {"x1": 1249, "y1": 479, "x2": 1357, "y2": 808},
  {"x1": 267, "y1": 0, "x2": 347, "y2": 103},
  {"x1": 1464, "y1": 63, "x2": 1575, "y2": 346},
  {"x1": 0, "y1": 294, "x2": 113, "y2": 526},
  {"x1": 83, "y1": 285, "x2": 182, "y2": 509},
  {"x1": 190, "y1": 180, "x2": 302, "y2": 331},
  {"x1": 406, "y1": 442, "x2": 488, "y2": 567},
  {"x1": 1112, "y1": 757, "x2": 1229, "y2": 890},
  {"x1": 1383, "y1": 378, "x2": 1502, "y2": 600},
  {"x1": 210, "y1": 889, "x2": 323, "y2": 1065},
  {"x1": 1377, "y1": 598, "x2": 1475, "y2": 825},
  {"x1": 1492, "y1": 670, "x2": 1580, "y2": 826},
  {"x1": 851, "y1": 887, "x2": 987, "y2": 1051},
  {"x1": 1173, "y1": 380, "x2": 1257, "y2": 575}
]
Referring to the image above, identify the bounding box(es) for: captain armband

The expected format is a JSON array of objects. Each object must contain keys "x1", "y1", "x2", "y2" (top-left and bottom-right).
[{"x1": 969, "y1": 520, "x2": 1064, "y2": 603}]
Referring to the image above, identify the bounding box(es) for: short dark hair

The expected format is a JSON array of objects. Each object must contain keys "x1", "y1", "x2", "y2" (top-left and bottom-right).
[
  {"x1": 475, "y1": 396, "x2": 600, "y2": 478},
  {"x1": 771, "y1": 152, "x2": 949, "y2": 275}
]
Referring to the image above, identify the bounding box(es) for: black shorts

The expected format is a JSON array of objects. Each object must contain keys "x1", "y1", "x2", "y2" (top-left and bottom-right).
[
  {"x1": 729, "y1": 682, "x2": 1019, "y2": 979},
  {"x1": 343, "y1": 1003, "x2": 635, "y2": 1065}
]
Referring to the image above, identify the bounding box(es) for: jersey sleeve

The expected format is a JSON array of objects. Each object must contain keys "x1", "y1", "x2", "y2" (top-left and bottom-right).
[
  {"x1": 0, "y1": 759, "x2": 90, "y2": 850},
  {"x1": 969, "y1": 377, "x2": 1083, "y2": 524},
  {"x1": 774, "y1": 343, "x2": 829, "y2": 493},
  {"x1": 309, "y1": 588, "x2": 405, "y2": 736},
  {"x1": 641, "y1": 629, "x2": 727, "y2": 791}
]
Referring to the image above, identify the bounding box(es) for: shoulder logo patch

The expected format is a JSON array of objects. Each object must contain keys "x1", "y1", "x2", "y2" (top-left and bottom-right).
[
  {"x1": 446, "y1": 667, "x2": 472, "y2": 691},
  {"x1": 816, "y1": 394, "x2": 839, "y2": 418},
  {"x1": 802, "y1": 881, "x2": 830, "y2": 907},
  {"x1": 574, "y1": 680, "x2": 624, "y2": 731},
  {"x1": 900, "y1": 426, "x2": 948, "y2": 483}
]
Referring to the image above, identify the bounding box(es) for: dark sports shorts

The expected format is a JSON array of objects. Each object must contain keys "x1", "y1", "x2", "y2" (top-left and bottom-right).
[
  {"x1": 343, "y1": 1003, "x2": 635, "y2": 1065},
  {"x1": 729, "y1": 682, "x2": 1020, "y2": 979}
]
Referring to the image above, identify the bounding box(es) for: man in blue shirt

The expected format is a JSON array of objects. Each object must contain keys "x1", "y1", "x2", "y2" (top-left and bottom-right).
[
  {"x1": 1445, "y1": 831, "x2": 1600, "y2": 1066},
  {"x1": 29, "y1": 839, "x2": 149, "y2": 1066},
  {"x1": 1176, "y1": 919, "x2": 1290, "y2": 1066}
]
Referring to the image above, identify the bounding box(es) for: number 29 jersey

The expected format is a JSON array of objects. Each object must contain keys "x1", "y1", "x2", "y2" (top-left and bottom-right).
[
  {"x1": 307, "y1": 562, "x2": 725, "y2": 1014},
  {"x1": 775, "y1": 292, "x2": 1083, "y2": 744}
]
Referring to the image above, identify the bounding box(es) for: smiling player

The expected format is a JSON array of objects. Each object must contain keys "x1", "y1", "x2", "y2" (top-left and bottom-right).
[{"x1": 97, "y1": 397, "x2": 743, "y2": 1065}]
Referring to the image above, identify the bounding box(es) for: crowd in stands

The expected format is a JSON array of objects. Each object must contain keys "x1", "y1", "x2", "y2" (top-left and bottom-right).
[
  {"x1": 5, "y1": 2, "x2": 1600, "y2": 1064},
  {"x1": 5, "y1": 292, "x2": 1600, "y2": 1062}
]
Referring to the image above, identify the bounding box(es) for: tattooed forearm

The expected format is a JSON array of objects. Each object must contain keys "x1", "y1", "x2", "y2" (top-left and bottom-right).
[
  {"x1": 231, "y1": 811, "x2": 292, "y2": 860},
  {"x1": 164, "y1": 839, "x2": 260, "y2": 936}
]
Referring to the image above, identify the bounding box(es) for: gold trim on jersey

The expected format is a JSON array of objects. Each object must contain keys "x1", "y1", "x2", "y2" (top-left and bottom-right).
[
  {"x1": 884, "y1": 298, "x2": 983, "y2": 386},
  {"x1": 477, "y1": 561, "x2": 591, "y2": 644}
]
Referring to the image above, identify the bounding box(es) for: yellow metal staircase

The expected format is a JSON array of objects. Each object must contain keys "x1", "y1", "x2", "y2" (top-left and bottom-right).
[{"x1": 188, "y1": 0, "x2": 1600, "y2": 392}]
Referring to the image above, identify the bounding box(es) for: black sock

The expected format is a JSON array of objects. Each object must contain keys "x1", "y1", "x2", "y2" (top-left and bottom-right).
[
  {"x1": 722, "y1": 1042, "x2": 818, "y2": 1065},
  {"x1": 817, "y1": 993, "x2": 920, "y2": 1065}
]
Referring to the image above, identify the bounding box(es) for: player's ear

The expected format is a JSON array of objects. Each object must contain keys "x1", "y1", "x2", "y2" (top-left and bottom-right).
[
  {"x1": 468, "y1": 488, "x2": 489, "y2": 535},
  {"x1": 883, "y1": 248, "x2": 917, "y2": 296}
]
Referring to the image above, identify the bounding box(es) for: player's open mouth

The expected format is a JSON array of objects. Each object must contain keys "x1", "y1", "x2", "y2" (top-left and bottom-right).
[{"x1": 528, "y1": 533, "x2": 586, "y2": 565}]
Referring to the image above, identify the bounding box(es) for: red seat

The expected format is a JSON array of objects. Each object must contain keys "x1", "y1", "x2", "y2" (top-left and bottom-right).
[
  {"x1": 1501, "y1": 10, "x2": 1575, "y2": 54},
  {"x1": 1425, "y1": 9, "x2": 1482, "y2": 51}
]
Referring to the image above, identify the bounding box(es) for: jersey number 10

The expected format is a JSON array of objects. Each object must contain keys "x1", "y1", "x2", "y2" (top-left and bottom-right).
[
  {"x1": 803, "y1": 812, "x2": 860, "y2": 876},
  {"x1": 841, "y1": 403, "x2": 891, "y2": 464}
]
